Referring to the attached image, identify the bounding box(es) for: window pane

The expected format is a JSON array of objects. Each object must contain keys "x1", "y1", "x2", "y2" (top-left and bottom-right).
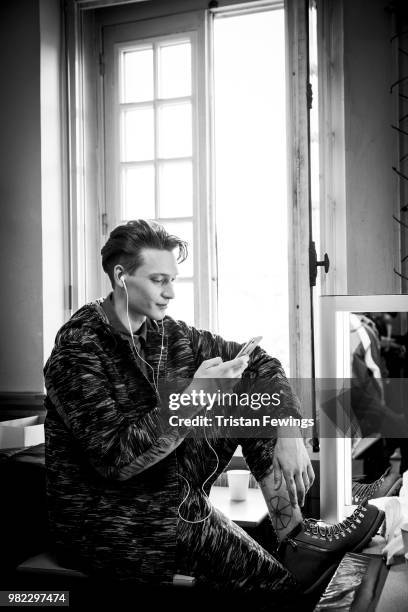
[
  {"x1": 158, "y1": 102, "x2": 192, "y2": 158},
  {"x1": 166, "y1": 280, "x2": 194, "y2": 326},
  {"x1": 158, "y1": 41, "x2": 191, "y2": 99},
  {"x1": 213, "y1": 10, "x2": 290, "y2": 372},
  {"x1": 121, "y1": 47, "x2": 153, "y2": 103},
  {"x1": 121, "y1": 107, "x2": 154, "y2": 161},
  {"x1": 121, "y1": 165, "x2": 155, "y2": 220},
  {"x1": 160, "y1": 219, "x2": 193, "y2": 278},
  {"x1": 159, "y1": 160, "x2": 193, "y2": 218}
]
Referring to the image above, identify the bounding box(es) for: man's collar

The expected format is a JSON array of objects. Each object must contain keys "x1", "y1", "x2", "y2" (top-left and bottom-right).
[{"x1": 101, "y1": 293, "x2": 148, "y2": 341}]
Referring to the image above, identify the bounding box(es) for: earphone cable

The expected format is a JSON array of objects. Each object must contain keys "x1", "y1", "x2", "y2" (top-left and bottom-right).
[
  {"x1": 122, "y1": 275, "x2": 215, "y2": 525},
  {"x1": 177, "y1": 424, "x2": 219, "y2": 524},
  {"x1": 123, "y1": 279, "x2": 164, "y2": 397}
]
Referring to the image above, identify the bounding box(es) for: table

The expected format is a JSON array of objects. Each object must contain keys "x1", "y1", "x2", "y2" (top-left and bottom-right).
[
  {"x1": 209, "y1": 486, "x2": 268, "y2": 528},
  {"x1": 362, "y1": 535, "x2": 408, "y2": 611}
]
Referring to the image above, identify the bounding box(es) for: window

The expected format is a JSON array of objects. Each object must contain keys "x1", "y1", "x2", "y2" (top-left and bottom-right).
[
  {"x1": 67, "y1": 0, "x2": 315, "y2": 490},
  {"x1": 101, "y1": 1, "x2": 301, "y2": 372},
  {"x1": 212, "y1": 8, "x2": 289, "y2": 369},
  {"x1": 67, "y1": 0, "x2": 313, "y2": 377},
  {"x1": 102, "y1": 10, "x2": 208, "y2": 328},
  {"x1": 110, "y1": 35, "x2": 196, "y2": 324}
]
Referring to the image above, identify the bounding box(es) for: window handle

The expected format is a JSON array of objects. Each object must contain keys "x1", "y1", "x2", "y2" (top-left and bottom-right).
[{"x1": 309, "y1": 241, "x2": 330, "y2": 287}]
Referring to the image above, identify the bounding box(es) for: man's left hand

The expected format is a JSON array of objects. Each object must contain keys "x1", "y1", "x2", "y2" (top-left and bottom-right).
[{"x1": 273, "y1": 434, "x2": 315, "y2": 508}]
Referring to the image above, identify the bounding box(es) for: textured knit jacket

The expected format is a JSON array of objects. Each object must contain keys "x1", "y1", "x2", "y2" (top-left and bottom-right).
[{"x1": 44, "y1": 300, "x2": 302, "y2": 584}]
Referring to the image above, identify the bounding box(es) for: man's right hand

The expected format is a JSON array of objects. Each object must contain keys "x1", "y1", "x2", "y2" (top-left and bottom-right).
[
  {"x1": 193, "y1": 355, "x2": 249, "y2": 379},
  {"x1": 187, "y1": 355, "x2": 249, "y2": 398}
]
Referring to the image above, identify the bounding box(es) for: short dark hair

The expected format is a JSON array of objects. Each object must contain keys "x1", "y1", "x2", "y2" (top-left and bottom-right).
[{"x1": 101, "y1": 219, "x2": 188, "y2": 286}]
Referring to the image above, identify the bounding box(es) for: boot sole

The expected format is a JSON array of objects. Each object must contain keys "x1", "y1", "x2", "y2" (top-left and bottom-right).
[{"x1": 303, "y1": 508, "x2": 385, "y2": 596}]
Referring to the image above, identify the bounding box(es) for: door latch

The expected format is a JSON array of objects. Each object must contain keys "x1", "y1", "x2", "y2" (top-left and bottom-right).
[{"x1": 309, "y1": 241, "x2": 330, "y2": 287}]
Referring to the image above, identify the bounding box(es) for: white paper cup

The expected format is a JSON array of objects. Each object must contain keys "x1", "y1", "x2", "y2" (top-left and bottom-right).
[
  {"x1": 401, "y1": 522, "x2": 408, "y2": 553},
  {"x1": 227, "y1": 469, "x2": 250, "y2": 501}
]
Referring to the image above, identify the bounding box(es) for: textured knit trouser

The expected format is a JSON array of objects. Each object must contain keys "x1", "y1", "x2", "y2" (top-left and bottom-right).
[{"x1": 174, "y1": 434, "x2": 299, "y2": 601}]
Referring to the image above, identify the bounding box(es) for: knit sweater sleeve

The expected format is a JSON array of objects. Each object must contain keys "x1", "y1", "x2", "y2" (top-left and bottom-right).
[{"x1": 44, "y1": 341, "x2": 203, "y2": 481}]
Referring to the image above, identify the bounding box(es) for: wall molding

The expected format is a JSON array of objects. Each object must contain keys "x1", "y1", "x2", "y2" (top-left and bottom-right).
[{"x1": 0, "y1": 392, "x2": 45, "y2": 420}]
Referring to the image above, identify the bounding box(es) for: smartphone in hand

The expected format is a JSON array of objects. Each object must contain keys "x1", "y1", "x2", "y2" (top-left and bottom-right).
[{"x1": 235, "y1": 336, "x2": 263, "y2": 359}]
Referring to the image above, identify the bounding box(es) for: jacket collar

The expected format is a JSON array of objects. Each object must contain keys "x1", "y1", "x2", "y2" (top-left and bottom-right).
[
  {"x1": 94, "y1": 297, "x2": 166, "y2": 373},
  {"x1": 64, "y1": 298, "x2": 161, "y2": 346},
  {"x1": 90, "y1": 297, "x2": 167, "y2": 389}
]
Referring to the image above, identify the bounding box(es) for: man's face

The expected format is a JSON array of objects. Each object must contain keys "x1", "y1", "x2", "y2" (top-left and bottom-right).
[{"x1": 123, "y1": 248, "x2": 179, "y2": 321}]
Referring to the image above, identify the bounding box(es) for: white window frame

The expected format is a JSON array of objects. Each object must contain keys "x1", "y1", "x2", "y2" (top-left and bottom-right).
[
  {"x1": 102, "y1": 15, "x2": 212, "y2": 326},
  {"x1": 66, "y1": 0, "x2": 312, "y2": 359},
  {"x1": 209, "y1": 0, "x2": 313, "y2": 382},
  {"x1": 316, "y1": 0, "x2": 347, "y2": 296}
]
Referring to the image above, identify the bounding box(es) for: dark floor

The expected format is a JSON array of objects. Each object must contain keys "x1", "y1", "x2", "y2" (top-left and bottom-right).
[{"x1": 3, "y1": 570, "x2": 319, "y2": 612}]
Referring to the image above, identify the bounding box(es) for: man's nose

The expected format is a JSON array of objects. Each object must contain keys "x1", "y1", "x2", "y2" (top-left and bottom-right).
[{"x1": 162, "y1": 283, "x2": 175, "y2": 299}]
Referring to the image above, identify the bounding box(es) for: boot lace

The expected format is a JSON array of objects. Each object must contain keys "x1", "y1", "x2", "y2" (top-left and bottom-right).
[
  {"x1": 302, "y1": 506, "x2": 367, "y2": 540},
  {"x1": 352, "y1": 470, "x2": 388, "y2": 502}
]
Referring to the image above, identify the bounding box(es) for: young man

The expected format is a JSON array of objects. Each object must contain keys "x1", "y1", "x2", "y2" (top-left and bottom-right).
[{"x1": 44, "y1": 220, "x2": 383, "y2": 603}]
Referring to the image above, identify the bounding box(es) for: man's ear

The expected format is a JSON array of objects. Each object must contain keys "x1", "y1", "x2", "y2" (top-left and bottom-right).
[{"x1": 113, "y1": 265, "x2": 126, "y2": 287}]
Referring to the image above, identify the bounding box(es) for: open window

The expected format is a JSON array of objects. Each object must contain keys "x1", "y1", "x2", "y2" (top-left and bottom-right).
[{"x1": 66, "y1": 0, "x2": 314, "y2": 380}]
